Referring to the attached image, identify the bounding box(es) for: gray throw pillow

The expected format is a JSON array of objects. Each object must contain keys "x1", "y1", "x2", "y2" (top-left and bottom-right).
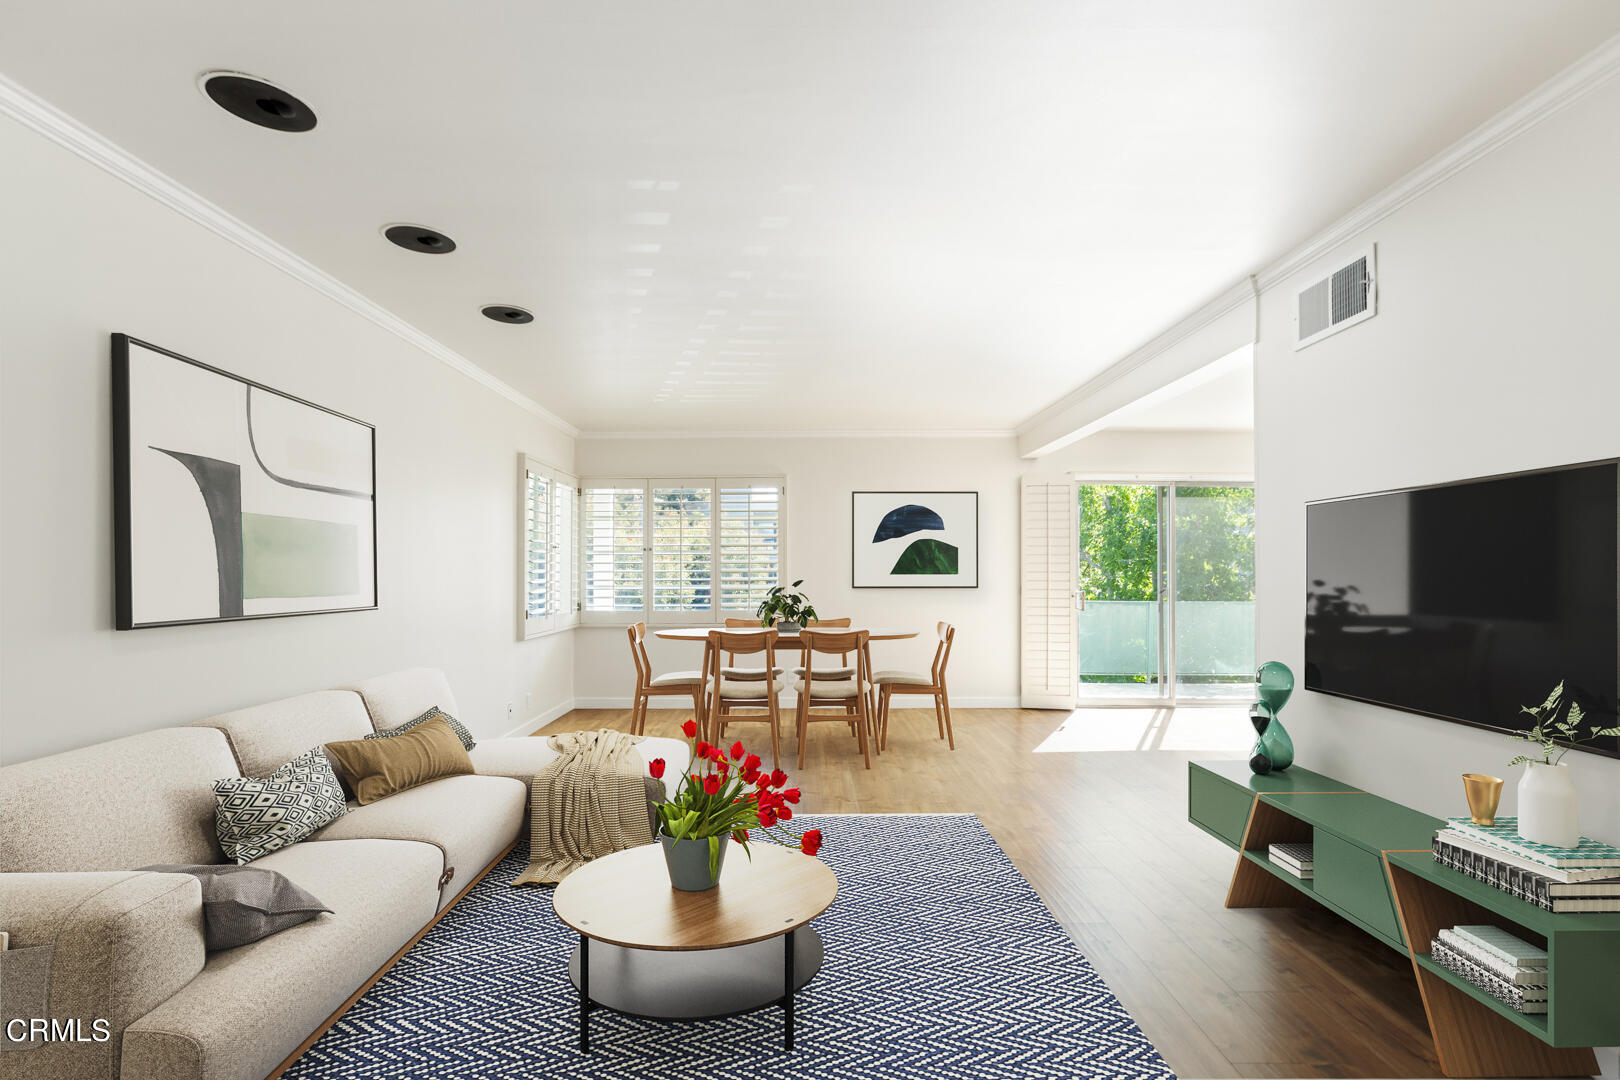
[
  {"x1": 138, "y1": 864, "x2": 332, "y2": 950},
  {"x1": 365, "y1": 704, "x2": 476, "y2": 751},
  {"x1": 213, "y1": 747, "x2": 348, "y2": 864}
]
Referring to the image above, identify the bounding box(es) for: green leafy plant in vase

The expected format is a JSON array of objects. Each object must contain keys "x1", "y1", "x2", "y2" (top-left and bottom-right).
[
  {"x1": 1508, "y1": 680, "x2": 1619, "y2": 848},
  {"x1": 755, "y1": 579, "x2": 818, "y2": 632}
]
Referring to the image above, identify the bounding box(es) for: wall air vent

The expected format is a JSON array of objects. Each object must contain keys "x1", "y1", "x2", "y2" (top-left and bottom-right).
[{"x1": 1294, "y1": 244, "x2": 1376, "y2": 350}]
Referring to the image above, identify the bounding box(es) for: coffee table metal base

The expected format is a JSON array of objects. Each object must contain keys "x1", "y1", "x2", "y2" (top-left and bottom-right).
[{"x1": 572, "y1": 926, "x2": 822, "y2": 1051}]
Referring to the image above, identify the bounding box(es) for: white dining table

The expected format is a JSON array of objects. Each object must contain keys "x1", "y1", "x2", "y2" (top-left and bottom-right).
[{"x1": 653, "y1": 626, "x2": 918, "y2": 744}]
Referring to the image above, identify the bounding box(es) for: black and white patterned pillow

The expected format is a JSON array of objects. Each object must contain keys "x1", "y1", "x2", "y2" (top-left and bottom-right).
[
  {"x1": 214, "y1": 748, "x2": 348, "y2": 865},
  {"x1": 364, "y1": 705, "x2": 476, "y2": 751}
]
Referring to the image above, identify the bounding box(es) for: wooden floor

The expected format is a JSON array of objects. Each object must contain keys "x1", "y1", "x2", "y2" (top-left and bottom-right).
[{"x1": 540, "y1": 706, "x2": 1443, "y2": 1080}]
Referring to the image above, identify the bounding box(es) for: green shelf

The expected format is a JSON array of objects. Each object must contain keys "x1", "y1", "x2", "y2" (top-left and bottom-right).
[
  {"x1": 1240, "y1": 849, "x2": 1406, "y2": 952},
  {"x1": 1412, "y1": 952, "x2": 1550, "y2": 1040},
  {"x1": 1191, "y1": 758, "x2": 1361, "y2": 795},
  {"x1": 1193, "y1": 759, "x2": 1620, "y2": 1059},
  {"x1": 1385, "y1": 849, "x2": 1620, "y2": 938},
  {"x1": 1261, "y1": 791, "x2": 1443, "y2": 853}
]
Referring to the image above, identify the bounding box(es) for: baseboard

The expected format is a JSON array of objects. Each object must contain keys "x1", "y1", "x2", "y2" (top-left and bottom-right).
[
  {"x1": 569, "y1": 695, "x2": 1019, "y2": 710},
  {"x1": 500, "y1": 698, "x2": 576, "y2": 738}
]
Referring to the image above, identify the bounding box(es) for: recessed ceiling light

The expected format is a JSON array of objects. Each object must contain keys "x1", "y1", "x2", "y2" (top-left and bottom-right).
[
  {"x1": 481, "y1": 304, "x2": 533, "y2": 324},
  {"x1": 383, "y1": 224, "x2": 457, "y2": 254},
  {"x1": 199, "y1": 71, "x2": 316, "y2": 132}
]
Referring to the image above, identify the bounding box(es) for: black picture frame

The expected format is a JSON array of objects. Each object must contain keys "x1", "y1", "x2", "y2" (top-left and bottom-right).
[
  {"x1": 850, "y1": 490, "x2": 979, "y2": 589},
  {"x1": 112, "y1": 333, "x2": 378, "y2": 630}
]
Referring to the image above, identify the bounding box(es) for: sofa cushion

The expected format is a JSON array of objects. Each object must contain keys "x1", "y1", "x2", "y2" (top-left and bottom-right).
[
  {"x1": 468, "y1": 735, "x2": 691, "y2": 802},
  {"x1": 343, "y1": 668, "x2": 460, "y2": 732},
  {"x1": 0, "y1": 728, "x2": 237, "y2": 872},
  {"x1": 364, "y1": 704, "x2": 476, "y2": 750},
  {"x1": 212, "y1": 749, "x2": 348, "y2": 864},
  {"x1": 137, "y1": 864, "x2": 332, "y2": 951},
  {"x1": 120, "y1": 839, "x2": 442, "y2": 1080},
  {"x1": 307, "y1": 774, "x2": 525, "y2": 908},
  {"x1": 195, "y1": 690, "x2": 373, "y2": 778},
  {"x1": 324, "y1": 717, "x2": 475, "y2": 805}
]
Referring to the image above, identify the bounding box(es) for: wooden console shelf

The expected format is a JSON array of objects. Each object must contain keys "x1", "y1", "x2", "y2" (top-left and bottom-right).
[{"x1": 1189, "y1": 760, "x2": 1618, "y2": 1078}]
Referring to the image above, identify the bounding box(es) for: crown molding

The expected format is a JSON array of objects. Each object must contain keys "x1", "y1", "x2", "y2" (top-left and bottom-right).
[
  {"x1": 1016, "y1": 31, "x2": 1620, "y2": 441},
  {"x1": 577, "y1": 428, "x2": 1017, "y2": 440},
  {"x1": 0, "y1": 73, "x2": 580, "y2": 438},
  {"x1": 1254, "y1": 32, "x2": 1620, "y2": 292}
]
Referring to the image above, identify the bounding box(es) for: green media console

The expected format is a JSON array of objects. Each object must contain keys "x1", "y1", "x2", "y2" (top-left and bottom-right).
[{"x1": 1189, "y1": 760, "x2": 1620, "y2": 1079}]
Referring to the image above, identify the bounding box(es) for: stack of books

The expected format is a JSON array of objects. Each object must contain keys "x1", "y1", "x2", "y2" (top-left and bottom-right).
[
  {"x1": 1267, "y1": 842, "x2": 1313, "y2": 880},
  {"x1": 1432, "y1": 818, "x2": 1620, "y2": 913},
  {"x1": 1430, "y1": 925, "x2": 1549, "y2": 1015}
]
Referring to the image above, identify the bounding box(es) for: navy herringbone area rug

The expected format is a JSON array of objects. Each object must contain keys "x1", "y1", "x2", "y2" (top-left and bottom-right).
[{"x1": 283, "y1": 813, "x2": 1176, "y2": 1080}]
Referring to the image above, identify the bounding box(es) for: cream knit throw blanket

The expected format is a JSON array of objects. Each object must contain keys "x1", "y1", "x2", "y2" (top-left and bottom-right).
[{"x1": 512, "y1": 729, "x2": 653, "y2": 886}]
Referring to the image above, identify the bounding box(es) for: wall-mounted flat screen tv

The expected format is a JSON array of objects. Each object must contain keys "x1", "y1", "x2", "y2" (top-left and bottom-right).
[{"x1": 1305, "y1": 459, "x2": 1619, "y2": 759}]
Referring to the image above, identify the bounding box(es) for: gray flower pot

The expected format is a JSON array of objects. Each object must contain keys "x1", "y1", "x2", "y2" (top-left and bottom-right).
[
  {"x1": 659, "y1": 833, "x2": 729, "y2": 891},
  {"x1": 776, "y1": 620, "x2": 803, "y2": 633}
]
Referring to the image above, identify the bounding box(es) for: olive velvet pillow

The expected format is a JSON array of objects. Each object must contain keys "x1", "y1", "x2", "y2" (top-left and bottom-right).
[{"x1": 324, "y1": 715, "x2": 474, "y2": 804}]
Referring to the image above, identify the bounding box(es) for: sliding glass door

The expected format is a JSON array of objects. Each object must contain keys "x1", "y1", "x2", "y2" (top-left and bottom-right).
[{"x1": 1076, "y1": 482, "x2": 1254, "y2": 704}]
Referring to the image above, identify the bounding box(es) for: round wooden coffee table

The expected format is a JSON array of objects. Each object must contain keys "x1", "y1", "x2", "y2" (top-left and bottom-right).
[{"x1": 553, "y1": 842, "x2": 837, "y2": 1052}]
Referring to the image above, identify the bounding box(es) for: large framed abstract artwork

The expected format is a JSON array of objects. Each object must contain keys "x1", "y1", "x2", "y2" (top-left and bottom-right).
[
  {"x1": 112, "y1": 335, "x2": 377, "y2": 629},
  {"x1": 851, "y1": 491, "x2": 978, "y2": 588}
]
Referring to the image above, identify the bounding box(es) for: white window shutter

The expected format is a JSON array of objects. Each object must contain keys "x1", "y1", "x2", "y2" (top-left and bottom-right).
[{"x1": 1021, "y1": 476, "x2": 1077, "y2": 709}]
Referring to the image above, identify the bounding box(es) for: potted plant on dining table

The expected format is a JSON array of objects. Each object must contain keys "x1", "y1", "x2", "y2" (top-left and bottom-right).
[
  {"x1": 755, "y1": 579, "x2": 818, "y2": 632},
  {"x1": 650, "y1": 719, "x2": 824, "y2": 890}
]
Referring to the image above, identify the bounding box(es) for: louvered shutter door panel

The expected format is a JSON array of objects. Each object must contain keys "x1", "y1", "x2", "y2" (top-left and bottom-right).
[
  {"x1": 651, "y1": 486, "x2": 713, "y2": 613},
  {"x1": 525, "y1": 471, "x2": 549, "y2": 621},
  {"x1": 718, "y1": 483, "x2": 781, "y2": 613},
  {"x1": 550, "y1": 479, "x2": 574, "y2": 618},
  {"x1": 1021, "y1": 477, "x2": 1077, "y2": 709},
  {"x1": 583, "y1": 486, "x2": 646, "y2": 612}
]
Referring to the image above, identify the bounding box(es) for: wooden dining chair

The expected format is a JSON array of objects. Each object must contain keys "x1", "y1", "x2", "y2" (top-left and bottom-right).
[
  {"x1": 626, "y1": 622, "x2": 707, "y2": 738},
  {"x1": 793, "y1": 628, "x2": 873, "y2": 770},
  {"x1": 722, "y1": 616, "x2": 788, "y2": 687},
  {"x1": 873, "y1": 621, "x2": 956, "y2": 750},
  {"x1": 787, "y1": 617, "x2": 859, "y2": 732},
  {"x1": 707, "y1": 629, "x2": 788, "y2": 769}
]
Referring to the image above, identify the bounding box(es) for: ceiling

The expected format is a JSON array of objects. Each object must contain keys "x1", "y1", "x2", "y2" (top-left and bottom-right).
[{"x1": 4, "y1": 3, "x2": 1617, "y2": 433}]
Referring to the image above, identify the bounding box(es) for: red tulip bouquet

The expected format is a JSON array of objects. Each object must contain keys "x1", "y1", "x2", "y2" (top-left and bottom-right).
[{"x1": 650, "y1": 719, "x2": 824, "y2": 886}]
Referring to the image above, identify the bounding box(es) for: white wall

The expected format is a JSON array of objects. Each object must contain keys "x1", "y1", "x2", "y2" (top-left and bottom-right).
[
  {"x1": 1254, "y1": 75, "x2": 1620, "y2": 842},
  {"x1": 0, "y1": 115, "x2": 576, "y2": 764},
  {"x1": 572, "y1": 429, "x2": 1252, "y2": 705}
]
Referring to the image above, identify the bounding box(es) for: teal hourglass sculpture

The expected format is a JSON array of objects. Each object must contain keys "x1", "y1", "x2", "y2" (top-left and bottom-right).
[{"x1": 1249, "y1": 661, "x2": 1295, "y2": 775}]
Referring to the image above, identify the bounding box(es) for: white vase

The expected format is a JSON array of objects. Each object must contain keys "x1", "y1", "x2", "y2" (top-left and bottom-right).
[{"x1": 1516, "y1": 762, "x2": 1579, "y2": 849}]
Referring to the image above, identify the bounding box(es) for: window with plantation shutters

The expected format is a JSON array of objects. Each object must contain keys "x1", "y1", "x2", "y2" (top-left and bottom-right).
[
  {"x1": 526, "y1": 470, "x2": 551, "y2": 619},
  {"x1": 551, "y1": 476, "x2": 574, "y2": 620},
  {"x1": 718, "y1": 481, "x2": 782, "y2": 613},
  {"x1": 582, "y1": 484, "x2": 646, "y2": 613},
  {"x1": 579, "y1": 475, "x2": 785, "y2": 624},
  {"x1": 520, "y1": 456, "x2": 577, "y2": 638},
  {"x1": 652, "y1": 485, "x2": 713, "y2": 613}
]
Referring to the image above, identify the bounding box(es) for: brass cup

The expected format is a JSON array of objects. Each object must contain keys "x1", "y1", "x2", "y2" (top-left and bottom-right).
[{"x1": 1462, "y1": 773, "x2": 1503, "y2": 826}]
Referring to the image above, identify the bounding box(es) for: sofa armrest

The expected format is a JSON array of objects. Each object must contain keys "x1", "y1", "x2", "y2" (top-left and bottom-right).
[{"x1": 0, "y1": 871, "x2": 205, "y2": 1078}]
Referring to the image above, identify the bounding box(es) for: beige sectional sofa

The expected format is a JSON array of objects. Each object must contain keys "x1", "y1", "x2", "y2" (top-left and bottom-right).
[{"x1": 0, "y1": 668, "x2": 688, "y2": 1080}]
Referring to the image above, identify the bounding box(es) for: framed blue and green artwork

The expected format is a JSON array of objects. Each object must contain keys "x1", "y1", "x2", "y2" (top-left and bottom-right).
[
  {"x1": 851, "y1": 491, "x2": 978, "y2": 588},
  {"x1": 112, "y1": 334, "x2": 377, "y2": 629}
]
